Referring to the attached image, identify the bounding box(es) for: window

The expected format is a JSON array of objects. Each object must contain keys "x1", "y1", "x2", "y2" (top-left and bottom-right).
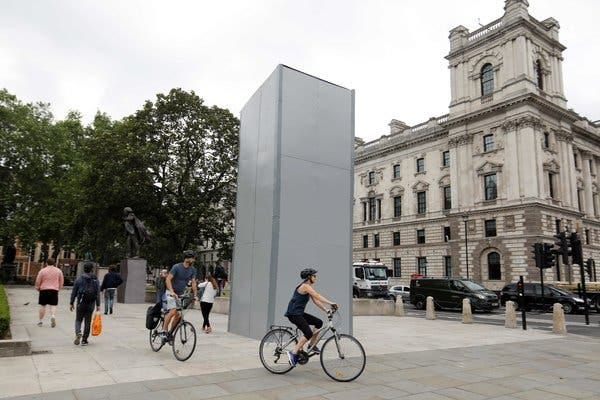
[
  {"x1": 393, "y1": 231, "x2": 401, "y2": 246},
  {"x1": 393, "y1": 196, "x2": 402, "y2": 218},
  {"x1": 535, "y1": 60, "x2": 543, "y2": 89},
  {"x1": 485, "y1": 219, "x2": 497, "y2": 237},
  {"x1": 483, "y1": 134, "x2": 495, "y2": 152},
  {"x1": 548, "y1": 173, "x2": 555, "y2": 198},
  {"x1": 362, "y1": 235, "x2": 368, "y2": 248},
  {"x1": 444, "y1": 256, "x2": 452, "y2": 277},
  {"x1": 416, "y1": 158, "x2": 425, "y2": 173},
  {"x1": 574, "y1": 154, "x2": 579, "y2": 169},
  {"x1": 393, "y1": 258, "x2": 401, "y2": 277},
  {"x1": 417, "y1": 257, "x2": 427, "y2": 276},
  {"x1": 393, "y1": 164, "x2": 401, "y2": 179},
  {"x1": 481, "y1": 63, "x2": 494, "y2": 96},
  {"x1": 585, "y1": 229, "x2": 590, "y2": 245},
  {"x1": 443, "y1": 186, "x2": 451, "y2": 210},
  {"x1": 442, "y1": 151, "x2": 450, "y2": 167},
  {"x1": 417, "y1": 191, "x2": 427, "y2": 214},
  {"x1": 368, "y1": 198, "x2": 376, "y2": 220},
  {"x1": 62, "y1": 249, "x2": 71, "y2": 259},
  {"x1": 444, "y1": 226, "x2": 451, "y2": 242},
  {"x1": 555, "y1": 219, "x2": 561, "y2": 235},
  {"x1": 417, "y1": 229, "x2": 425, "y2": 244},
  {"x1": 374, "y1": 234, "x2": 380, "y2": 248},
  {"x1": 362, "y1": 202, "x2": 367, "y2": 221},
  {"x1": 488, "y1": 252, "x2": 501, "y2": 280},
  {"x1": 484, "y1": 174, "x2": 497, "y2": 200},
  {"x1": 376, "y1": 199, "x2": 381, "y2": 220},
  {"x1": 368, "y1": 171, "x2": 375, "y2": 185},
  {"x1": 543, "y1": 132, "x2": 550, "y2": 149}
]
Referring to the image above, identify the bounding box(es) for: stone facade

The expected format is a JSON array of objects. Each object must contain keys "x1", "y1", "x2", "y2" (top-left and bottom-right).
[{"x1": 353, "y1": 0, "x2": 600, "y2": 290}]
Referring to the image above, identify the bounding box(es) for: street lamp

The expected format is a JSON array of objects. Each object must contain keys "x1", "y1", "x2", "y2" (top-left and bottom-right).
[{"x1": 462, "y1": 214, "x2": 469, "y2": 279}]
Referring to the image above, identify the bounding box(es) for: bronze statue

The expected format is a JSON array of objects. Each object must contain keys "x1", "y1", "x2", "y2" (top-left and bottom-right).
[{"x1": 123, "y1": 207, "x2": 150, "y2": 258}]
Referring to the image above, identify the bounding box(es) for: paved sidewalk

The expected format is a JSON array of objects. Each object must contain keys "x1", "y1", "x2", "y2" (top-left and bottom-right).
[{"x1": 3, "y1": 287, "x2": 600, "y2": 399}]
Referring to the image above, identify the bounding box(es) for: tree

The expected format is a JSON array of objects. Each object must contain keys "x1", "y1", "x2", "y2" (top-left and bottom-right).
[{"x1": 133, "y1": 88, "x2": 239, "y2": 265}]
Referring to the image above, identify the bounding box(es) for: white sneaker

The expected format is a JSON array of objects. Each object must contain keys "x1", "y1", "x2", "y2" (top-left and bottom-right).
[{"x1": 37, "y1": 321, "x2": 42, "y2": 327}]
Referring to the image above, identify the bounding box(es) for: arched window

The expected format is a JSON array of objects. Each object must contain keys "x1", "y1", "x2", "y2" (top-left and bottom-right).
[
  {"x1": 481, "y1": 63, "x2": 494, "y2": 96},
  {"x1": 535, "y1": 60, "x2": 543, "y2": 89},
  {"x1": 488, "y1": 252, "x2": 501, "y2": 280}
]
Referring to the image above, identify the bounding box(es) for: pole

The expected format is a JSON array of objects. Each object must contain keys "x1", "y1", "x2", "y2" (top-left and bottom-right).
[
  {"x1": 540, "y1": 267, "x2": 545, "y2": 312},
  {"x1": 519, "y1": 275, "x2": 527, "y2": 330},
  {"x1": 464, "y1": 219, "x2": 469, "y2": 279},
  {"x1": 579, "y1": 263, "x2": 590, "y2": 325}
]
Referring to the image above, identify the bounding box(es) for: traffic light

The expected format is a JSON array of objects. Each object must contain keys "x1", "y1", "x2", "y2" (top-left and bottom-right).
[
  {"x1": 542, "y1": 243, "x2": 555, "y2": 269},
  {"x1": 571, "y1": 232, "x2": 583, "y2": 266},
  {"x1": 553, "y1": 231, "x2": 571, "y2": 264},
  {"x1": 517, "y1": 280, "x2": 524, "y2": 296},
  {"x1": 585, "y1": 258, "x2": 594, "y2": 279},
  {"x1": 531, "y1": 243, "x2": 543, "y2": 268}
]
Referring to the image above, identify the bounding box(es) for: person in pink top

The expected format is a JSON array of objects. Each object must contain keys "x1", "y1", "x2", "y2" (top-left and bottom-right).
[{"x1": 35, "y1": 259, "x2": 64, "y2": 327}]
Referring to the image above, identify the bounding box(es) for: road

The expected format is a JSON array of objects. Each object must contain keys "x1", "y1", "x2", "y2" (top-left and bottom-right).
[{"x1": 403, "y1": 305, "x2": 600, "y2": 338}]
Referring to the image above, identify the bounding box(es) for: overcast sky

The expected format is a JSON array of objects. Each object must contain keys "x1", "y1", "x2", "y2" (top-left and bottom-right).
[{"x1": 1, "y1": 0, "x2": 599, "y2": 143}]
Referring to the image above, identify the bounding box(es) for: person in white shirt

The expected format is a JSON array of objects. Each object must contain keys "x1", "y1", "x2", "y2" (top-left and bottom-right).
[{"x1": 197, "y1": 273, "x2": 218, "y2": 333}]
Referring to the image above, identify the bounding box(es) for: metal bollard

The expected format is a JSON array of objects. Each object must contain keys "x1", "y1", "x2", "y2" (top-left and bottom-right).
[
  {"x1": 426, "y1": 296, "x2": 436, "y2": 320},
  {"x1": 504, "y1": 301, "x2": 517, "y2": 328},
  {"x1": 462, "y1": 298, "x2": 473, "y2": 324},
  {"x1": 395, "y1": 296, "x2": 405, "y2": 317},
  {"x1": 552, "y1": 303, "x2": 567, "y2": 335}
]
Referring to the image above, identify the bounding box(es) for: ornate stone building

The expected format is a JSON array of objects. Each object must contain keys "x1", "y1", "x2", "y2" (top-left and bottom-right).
[{"x1": 353, "y1": 0, "x2": 600, "y2": 290}]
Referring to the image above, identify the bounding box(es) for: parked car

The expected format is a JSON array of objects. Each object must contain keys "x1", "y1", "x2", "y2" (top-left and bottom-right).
[
  {"x1": 387, "y1": 285, "x2": 410, "y2": 302},
  {"x1": 500, "y1": 283, "x2": 586, "y2": 314},
  {"x1": 410, "y1": 278, "x2": 499, "y2": 312}
]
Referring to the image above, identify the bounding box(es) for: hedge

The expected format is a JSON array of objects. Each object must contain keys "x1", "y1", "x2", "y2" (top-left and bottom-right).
[{"x1": 0, "y1": 285, "x2": 9, "y2": 339}]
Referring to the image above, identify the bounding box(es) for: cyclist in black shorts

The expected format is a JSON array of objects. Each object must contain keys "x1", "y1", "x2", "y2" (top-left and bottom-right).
[{"x1": 285, "y1": 267, "x2": 338, "y2": 367}]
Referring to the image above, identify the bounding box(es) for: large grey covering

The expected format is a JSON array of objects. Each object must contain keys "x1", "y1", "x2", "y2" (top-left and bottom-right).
[{"x1": 229, "y1": 65, "x2": 354, "y2": 339}]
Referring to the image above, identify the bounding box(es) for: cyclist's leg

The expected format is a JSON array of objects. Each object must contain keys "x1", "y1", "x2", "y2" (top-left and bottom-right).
[
  {"x1": 303, "y1": 313, "x2": 323, "y2": 349},
  {"x1": 162, "y1": 293, "x2": 179, "y2": 332},
  {"x1": 287, "y1": 315, "x2": 312, "y2": 354}
]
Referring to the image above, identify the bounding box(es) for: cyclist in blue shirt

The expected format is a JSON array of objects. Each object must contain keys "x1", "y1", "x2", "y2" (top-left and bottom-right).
[
  {"x1": 285, "y1": 267, "x2": 338, "y2": 367},
  {"x1": 163, "y1": 250, "x2": 198, "y2": 338}
]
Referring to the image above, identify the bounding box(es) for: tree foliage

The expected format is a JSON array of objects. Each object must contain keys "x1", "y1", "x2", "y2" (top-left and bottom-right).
[{"x1": 0, "y1": 88, "x2": 239, "y2": 267}]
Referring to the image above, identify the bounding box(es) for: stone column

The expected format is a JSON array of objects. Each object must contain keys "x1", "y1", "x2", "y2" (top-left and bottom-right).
[{"x1": 582, "y1": 151, "x2": 594, "y2": 216}]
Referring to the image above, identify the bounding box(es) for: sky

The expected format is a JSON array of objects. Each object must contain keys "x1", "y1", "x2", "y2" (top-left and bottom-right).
[{"x1": 1, "y1": 0, "x2": 599, "y2": 143}]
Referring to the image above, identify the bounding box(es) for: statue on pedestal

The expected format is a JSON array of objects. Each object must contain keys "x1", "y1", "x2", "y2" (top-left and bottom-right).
[{"x1": 123, "y1": 207, "x2": 151, "y2": 258}]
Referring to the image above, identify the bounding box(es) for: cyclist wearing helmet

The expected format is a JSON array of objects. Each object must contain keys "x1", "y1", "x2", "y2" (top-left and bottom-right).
[
  {"x1": 285, "y1": 267, "x2": 338, "y2": 367},
  {"x1": 163, "y1": 250, "x2": 198, "y2": 339}
]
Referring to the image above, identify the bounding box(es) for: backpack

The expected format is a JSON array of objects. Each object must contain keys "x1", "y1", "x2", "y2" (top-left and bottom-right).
[
  {"x1": 80, "y1": 275, "x2": 98, "y2": 304},
  {"x1": 146, "y1": 301, "x2": 163, "y2": 330}
]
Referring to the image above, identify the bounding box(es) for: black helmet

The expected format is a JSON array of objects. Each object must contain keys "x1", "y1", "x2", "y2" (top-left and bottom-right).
[
  {"x1": 300, "y1": 267, "x2": 318, "y2": 280},
  {"x1": 183, "y1": 250, "x2": 196, "y2": 259}
]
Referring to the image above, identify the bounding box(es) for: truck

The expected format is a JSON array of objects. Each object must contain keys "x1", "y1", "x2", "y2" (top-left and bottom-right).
[{"x1": 352, "y1": 260, "x2": 391, "y2": 299}]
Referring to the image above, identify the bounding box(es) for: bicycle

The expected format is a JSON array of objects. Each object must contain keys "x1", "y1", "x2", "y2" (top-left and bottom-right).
[
  {"x1": 259, "y1": 308, "x2": 366, "y2": 382},
  {"x1": 149, "y1": 294, "x2": 197, "y2": 361}
]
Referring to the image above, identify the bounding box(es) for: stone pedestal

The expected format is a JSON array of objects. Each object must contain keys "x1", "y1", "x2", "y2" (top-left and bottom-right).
[
  {"x1": 117, "y1": 258, "x2": 147, "y2": 304},
  {"x1": 0, "y1": 263, "x2": 17, "y2": 283}
]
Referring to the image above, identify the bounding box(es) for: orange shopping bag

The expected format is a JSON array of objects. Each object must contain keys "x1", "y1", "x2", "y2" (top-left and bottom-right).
[{"x1": 91, "y1": 313, "x2": 102, "y2": 336}]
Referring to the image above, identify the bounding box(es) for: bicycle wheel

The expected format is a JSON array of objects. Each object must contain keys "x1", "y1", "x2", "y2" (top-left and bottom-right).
[
  {"x1": 149, "y1": 323, "x2": 165, "y2": 352},
  {"x1": 259, "y1": 328, "x2": 297, "y2": 374},
  {"x1": 172, "y1": 321, "x2": 197, "y2": 361},
  {"x1": 320, "y1": 333, "x2": 366, "y2": 382}
]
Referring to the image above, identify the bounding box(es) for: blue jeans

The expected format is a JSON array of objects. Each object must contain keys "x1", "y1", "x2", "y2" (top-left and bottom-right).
[
  {"x1": 156, "y1": 290, "x2": 165, "y2": 304},
  {"x1": 104, "y1": 288, "x2": 116, "y2": 313}
]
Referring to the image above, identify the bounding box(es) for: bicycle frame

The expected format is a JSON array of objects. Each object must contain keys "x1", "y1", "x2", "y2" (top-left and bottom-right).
[{"x1": 271, "y1": 310, "x2": 339, "y2": 358}]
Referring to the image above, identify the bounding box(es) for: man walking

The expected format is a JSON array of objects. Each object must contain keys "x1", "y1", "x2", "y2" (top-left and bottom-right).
[
  {"x1": 70, "y1": 262, "x2": 100, "y2": 346},
  {"x1": 154, "y1": 268, "x2": 168, "y2": 304},
  {"x1": 34, "y1": 259, "x2": 64, "y2": 327},
  {"x1": 100, "y1": 265, "x2": 123, "y2": 315}
]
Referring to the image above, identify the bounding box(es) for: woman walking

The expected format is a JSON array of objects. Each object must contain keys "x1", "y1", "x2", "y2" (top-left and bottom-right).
[{"x1": 197, "y1": 274, "x2": 218, "y2": 333}]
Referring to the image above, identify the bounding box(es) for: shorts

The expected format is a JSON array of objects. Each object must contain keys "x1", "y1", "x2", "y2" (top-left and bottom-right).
[
  {"x1": 287, "y1": 313, "x2": 323, "y2": 340},
  {"x1": 38, "y1": 290, "x2": 59, "y2": 306},
  {"x1": 163, "y1": 291, "x2": 179, "y2": 311}
]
